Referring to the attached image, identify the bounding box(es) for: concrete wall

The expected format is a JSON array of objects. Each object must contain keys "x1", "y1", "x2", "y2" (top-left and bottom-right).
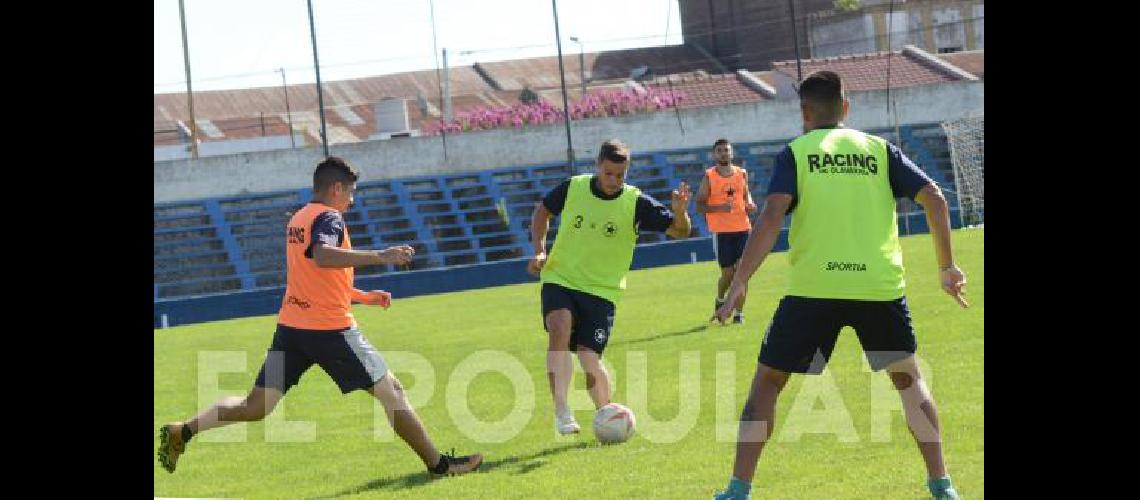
[
  {"x1": 679, "y1": 0, "x2": 835, "y2": 71},
  {"x1": 155, "y1": 80, "x2": 983, "y2": 204},
  {"x1": 932, "y1": 7, "x2": 967, "y2": 52},
  {"x1": 152, "y1": 134, "x2": 306, "y2": 162},
  {"x1": 973, "y1": 4, "x2": 984, "y2": 47},
  {"x1": 806, "y1": 0, "x2": 983, "y2": 57},
  {"x1": 810, "y1": 13, "x2": 877, "y2": 58},
  {"x1": 154, "y1": 144, "x2": 192, "y2": 162}
]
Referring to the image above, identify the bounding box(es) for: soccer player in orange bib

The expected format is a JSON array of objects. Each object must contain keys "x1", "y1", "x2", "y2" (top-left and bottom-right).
[
  {"x1": 696, "y1": 138, "x2": 757, "y2": 324},
  {"x1": 158, "y1": 157, "x2": 482, "y2": 478}
]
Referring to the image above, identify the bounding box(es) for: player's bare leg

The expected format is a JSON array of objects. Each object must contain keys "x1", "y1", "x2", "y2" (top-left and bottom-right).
[
  {"x1": 886, "y1": 356, "x2": 958, "y2": 498},
  {"x1": 714, "y1": 265, "x2": 733, "y2": 317},
  {"x1": 715, "y1": 265, "x2": 747, "y2": 324},
  {"x1": 732, "y1": 363, "x2": 790, "y2": 482},
  {"x1": 158, "y1": 387, "x2": 284, "y2": 473},
  {"x1": 886, "y1": 356, "x2": 947, "y2": 479},
  {"x1": 545, "y1": 309, "x2": 579, "y2": 434},
  {"x1": 717, "y1": 266, "x2": 734, "y2": 303},
  {"x1": 371, "y1": 372, "x2": 482, "y2": 476},
  {"x1": 575, "y1": 346, "x2": 611, "y2": 409}
]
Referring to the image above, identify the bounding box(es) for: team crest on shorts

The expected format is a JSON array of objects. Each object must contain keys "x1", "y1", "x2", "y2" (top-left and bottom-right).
[{"x1": 595, "y1": 328, "x2": 608, "y2": 343}]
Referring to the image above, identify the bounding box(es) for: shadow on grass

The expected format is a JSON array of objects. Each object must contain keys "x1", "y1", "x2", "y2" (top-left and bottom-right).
[
  {"x1": 308, "y1": 441, "x2": 592, "y2": 499},
  {"x1": 618, "y1": 324, "x2": 717, "y2": 346}
]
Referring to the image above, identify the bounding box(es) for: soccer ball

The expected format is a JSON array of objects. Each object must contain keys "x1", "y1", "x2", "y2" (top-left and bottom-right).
[{"x1": 593, "y1": 402, "x2": 636, "y2": 444}]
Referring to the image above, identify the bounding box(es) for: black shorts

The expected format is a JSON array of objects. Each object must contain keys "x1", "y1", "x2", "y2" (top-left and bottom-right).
[
  {"x1": 714, "y1": 231, "x2": 750, "y2": 268},
  {"x1": 541, "y1": 283, "x2": 616, "y2": 355},
  {"x1": 757, "y1": 296, "x2": 917, "y2": 374},
  {"x1": 254, "y1": 324, "x2": 390, "y2": 394}
]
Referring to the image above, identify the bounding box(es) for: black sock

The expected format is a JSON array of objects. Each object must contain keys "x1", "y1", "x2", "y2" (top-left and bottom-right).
[
  {"x1": 182, "y1": 424, "x2": 195, "y2": 443},
  {"x1": 430, "y1": 455, "x2": 449, "y2": 474}
]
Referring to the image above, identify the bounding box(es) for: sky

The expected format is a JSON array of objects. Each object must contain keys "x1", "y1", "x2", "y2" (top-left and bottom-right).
[{"x1": 154, "y1": 0, "x2": 683, "y2": 94}]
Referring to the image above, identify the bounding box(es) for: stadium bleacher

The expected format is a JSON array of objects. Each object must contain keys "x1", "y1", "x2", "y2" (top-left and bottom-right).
[{"x1": 154, "y1": 123, "x2": 960, "y2": 301}]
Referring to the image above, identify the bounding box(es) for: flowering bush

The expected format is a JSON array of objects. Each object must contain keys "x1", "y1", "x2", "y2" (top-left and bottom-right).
[{"x1": 423, "y1": 87, "x2": 685, "y2": 135}]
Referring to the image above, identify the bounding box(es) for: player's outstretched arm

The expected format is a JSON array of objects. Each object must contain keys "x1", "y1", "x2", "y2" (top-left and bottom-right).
[
  {"x1": 527, "y1": 202, "x2": 552, "y2": 275},
  {"x1": 915, "y1": 183, "x2": 968, "y2": 308},
  {"x1": 351, "y1": 289, "x2": 392, "y2": 308},
  {"x1": 714, "y1": 193, "x2": 792, "y2": 322},
  {"x1": 665, "y1": 181, "x2": 692, "y2": 239},
  {"x1": 313, "y1": 244, "x2": 414, "y2": 269}
]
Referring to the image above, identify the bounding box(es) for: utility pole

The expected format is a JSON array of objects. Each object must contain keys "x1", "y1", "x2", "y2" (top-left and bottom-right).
[
  {"x1": 178, "y1": 0, "x2": 199, "y2": 159},
  {"x1": 278, "y1": 68, "x2": 296, "y2": 148},
  {"x1": 570, "y1": 36, "x2": 586, "y2": 97},
  {"x1": 552, "y1": 0, "x2": 575, "y2": 167},
  {"x1": 307, "y1": 0, "x2": 329, "y2": 157}
]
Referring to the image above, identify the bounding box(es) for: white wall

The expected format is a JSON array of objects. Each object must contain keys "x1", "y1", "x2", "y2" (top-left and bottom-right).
[
  {"x1": 155, "y1": 80, "x2": 983, "y2": 204},
  {"x1": 152, "y1": 134, "x2": 306, "y2": 162}
]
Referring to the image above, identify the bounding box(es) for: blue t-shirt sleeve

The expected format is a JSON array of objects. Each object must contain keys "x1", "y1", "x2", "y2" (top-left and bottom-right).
[
  {"x1": 766, "y1": 146, "x2": 796, "y2": 197},
  {"x1": 542, "y1": 180, "x2": 571, "y2": 215},
  {"x1": 304, "y1": 210, "x2": 345, "y2": 258},
  {"x1": 766, "y1": 146, "x2": 797, "y2": 213},
  {"x1": 634, "y1": 192, "x2": 675, "y2": 232},
  {"x1": 887, "y1": 143, "x2": 934, "y2": 200}
]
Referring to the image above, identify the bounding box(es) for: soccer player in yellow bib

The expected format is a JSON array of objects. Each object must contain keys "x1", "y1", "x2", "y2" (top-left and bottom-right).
[
  {"x1": 527, "y1": 139, "x2": 692, "y2": 435},
  {"x1": 712, "y1": 71, "x2": 968, "y2": 500}
]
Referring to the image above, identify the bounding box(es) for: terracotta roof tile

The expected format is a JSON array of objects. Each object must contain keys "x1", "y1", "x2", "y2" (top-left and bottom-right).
[
  {"x1": 936, "y1": 49, "x2": 984, "y2": 78},
  {"x1": 645, "y1": 73, "x2": 767, "y2": 108},
  {"x1": 771, "y1": 50, "x2": 962, "y2": 91}
]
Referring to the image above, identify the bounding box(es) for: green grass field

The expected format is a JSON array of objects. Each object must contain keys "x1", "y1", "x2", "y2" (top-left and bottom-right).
[{"x1": 154, "y1": 228, "x2": 983, "y2": 499}]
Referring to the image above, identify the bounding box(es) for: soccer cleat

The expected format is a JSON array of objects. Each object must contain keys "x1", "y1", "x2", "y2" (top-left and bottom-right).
[
  {"x1": 157, "y1": 422, "x2": 187, "y2": 473},
  {"x1": 555, "y1": 411, "x2": 581, "y2": 435},
  {"x1": 430, "y1": 449, "x2": 484, "y2": 477},
  {"x1": 713, "y1": 478, "x2": 752, "y2": 500},
  {"x1": 713, "y1": 490, "x2": 750, "y2": 500},
  {"x1": 732, "y1": 312, "x2": 744, "y2": 324},
  {"x1": 927, "y1": 476, "x2": 960, "y2": 499}
]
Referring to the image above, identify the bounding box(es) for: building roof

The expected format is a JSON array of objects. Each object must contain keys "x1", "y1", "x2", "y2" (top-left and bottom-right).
[
  {"x1": 154, "y1": 45, "x2": 982, "y2": 147},
  {"x1": 770, "y1": 49, "x2": 968, "y2": 91},
  {"x1": 936, "y1": 49, "x2": 984, "y2": 79},
  {"x1": 644, "y1": 72, "x2": 770, "y2": 108}
]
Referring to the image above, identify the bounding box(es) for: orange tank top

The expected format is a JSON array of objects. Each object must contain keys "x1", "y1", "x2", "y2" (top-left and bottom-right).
[
  {"x1": 277, "y1": 202, "x2": 356, "y2": 330},
  {"x1": 704, "y1": 165, "x2": 752, "y2": 233}
]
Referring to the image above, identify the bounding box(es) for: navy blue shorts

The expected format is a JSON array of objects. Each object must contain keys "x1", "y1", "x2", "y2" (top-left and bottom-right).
[
  {"x1": 254, "y1": 324, "x2": 390, "y2": 394},
  {"x1": 758, "y1": 296, "x2": 917, "y2": 374},
  {"x1": 714, "y1": 231, "x2": 750, "y2": 268},
  {"x1": 541, "y1": 283, "x2": 616, "y2": 355}
]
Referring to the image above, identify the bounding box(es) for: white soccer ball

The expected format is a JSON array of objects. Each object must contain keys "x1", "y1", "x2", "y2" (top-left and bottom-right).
[{"x1": 593, "y1": 402, "x2": 636, "y2": 444}]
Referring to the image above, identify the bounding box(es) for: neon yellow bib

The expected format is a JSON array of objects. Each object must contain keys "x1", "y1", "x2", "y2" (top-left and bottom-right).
[
  {"x1": 786, "y1": 128, "x2": 905, "y2": 300},
  {"x1": 541, "y1": 175, "x2": 640, "y2": 304}
]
